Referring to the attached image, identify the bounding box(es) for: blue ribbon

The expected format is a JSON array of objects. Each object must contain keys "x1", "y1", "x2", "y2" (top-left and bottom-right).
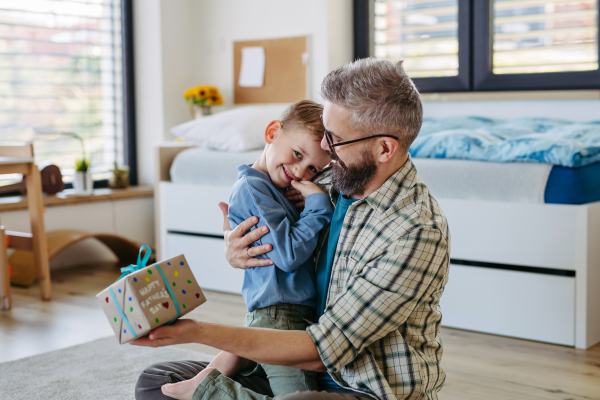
[
  {"x1": 154, "y1": 264, "x2": 182, "y2": 325},
  {"x1": 111, "y1": 245, "x2": 183, "y2": 338},
  {"x1": 109, "y1": 285, "x2": 139, "y2": 338},
  {"x1": 118, "y1": 245, "x2": 152, "y2": 280}
]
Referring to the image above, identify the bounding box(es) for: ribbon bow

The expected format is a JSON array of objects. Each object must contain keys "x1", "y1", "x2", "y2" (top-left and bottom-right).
[{"x1": 118, "y1": 245, "x2": 152, "y2": 280}]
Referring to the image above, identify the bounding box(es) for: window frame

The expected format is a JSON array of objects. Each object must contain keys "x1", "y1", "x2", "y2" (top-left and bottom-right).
[
  {"x1": 85, "y1": 0, "x2": 137, "y2": 189},
  {"x1": 122, "y1": 0, "x2": 137, "y2": 186},
  {"x1": 473, "y1": 0, "x2": 600, "y2": 91},
  {"x1": 354, "y1": 0, "x2": 600, "y2": 92}
]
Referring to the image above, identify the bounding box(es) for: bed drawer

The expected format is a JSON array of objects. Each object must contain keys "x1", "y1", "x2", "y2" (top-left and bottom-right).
[
  {"x1": 166, "y1": 233, "x2": 244, "y2": 295},
  {"x1": 161, "y1": 182, "x2": 231, "y2": 236},
  {"x1": 440, "y1": 263, "x2": 575, "y2": 346},
  {"x1": 439, "y1": 198, "x2": 580, "y2": 270}
]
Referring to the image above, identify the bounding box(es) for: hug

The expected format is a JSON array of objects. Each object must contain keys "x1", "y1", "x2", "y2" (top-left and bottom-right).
[{"x1": 133, "y1": 58, "x2": 449, "y2": 400}]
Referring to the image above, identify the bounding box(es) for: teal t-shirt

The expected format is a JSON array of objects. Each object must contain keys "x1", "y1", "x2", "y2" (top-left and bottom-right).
[{"x1": 315, "y1": 194, "x2": 359, "y2": 390}]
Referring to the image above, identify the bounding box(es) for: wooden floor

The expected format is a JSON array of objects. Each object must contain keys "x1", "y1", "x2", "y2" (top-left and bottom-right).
[{"x1": 1, "y1": 262, "x2": 599, "y2": 399}]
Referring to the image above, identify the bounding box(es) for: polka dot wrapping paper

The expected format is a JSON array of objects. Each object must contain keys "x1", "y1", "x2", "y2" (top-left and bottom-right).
[{"x1": 96, "y1": 254, "x2": 207, "y2": 344}]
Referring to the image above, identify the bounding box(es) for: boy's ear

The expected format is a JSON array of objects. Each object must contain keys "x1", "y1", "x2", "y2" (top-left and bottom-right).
[{"x1": 264, "y1": 120, "x2": 282, "y2": 144}]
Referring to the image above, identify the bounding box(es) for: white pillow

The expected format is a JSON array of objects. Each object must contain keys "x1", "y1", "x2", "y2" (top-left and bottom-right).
[{"x1": 170, "y1": 104, "x2": 290, "y2": 152}]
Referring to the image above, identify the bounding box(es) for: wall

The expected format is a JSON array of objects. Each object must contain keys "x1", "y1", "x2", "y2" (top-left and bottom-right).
[
  {"x1": 133, "y1": 0, "x2": 165, "y2": 186},
  {"x1": 132, "y1": 0, "x2": 354, "y2": 185},
  {"x1": 189, "y1": 0, "x2": 353, "y2": 104}
]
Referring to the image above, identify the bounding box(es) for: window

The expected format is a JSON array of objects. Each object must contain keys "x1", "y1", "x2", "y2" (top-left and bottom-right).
[
  {"x1": 354, "y1": 0, "x2": 600, "y2": 92},
  {"x1": 0, "y1": 0, "x2": 136, "y2": 186}
]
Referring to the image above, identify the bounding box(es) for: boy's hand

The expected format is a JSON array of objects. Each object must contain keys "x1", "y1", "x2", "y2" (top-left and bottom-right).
[
  {"x1": 285, "y1": 188, "x2": 305, "y2": 208},
  {"x1": 290, "y1": 180, "x2": 325, "y2": 199}
]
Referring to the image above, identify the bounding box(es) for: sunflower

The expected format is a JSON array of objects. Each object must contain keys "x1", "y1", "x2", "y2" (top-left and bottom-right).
[{"x1": 184, "y1": 85, "x2": 223, "y2": 115}]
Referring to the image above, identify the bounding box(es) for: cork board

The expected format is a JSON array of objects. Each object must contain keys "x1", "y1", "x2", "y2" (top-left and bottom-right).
[{"x1": 234, "y1": 36, "x2": 307, "y2": 104}]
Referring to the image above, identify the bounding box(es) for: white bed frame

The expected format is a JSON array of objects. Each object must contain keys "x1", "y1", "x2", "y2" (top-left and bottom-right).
[{"x1": 155, "y1": 143, "x2": 600, "y2": 349}]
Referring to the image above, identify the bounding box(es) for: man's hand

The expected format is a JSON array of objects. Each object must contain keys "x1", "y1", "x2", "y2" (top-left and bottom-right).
[
  {"x1": 290, "y1": 180, "x2": 325, "y2": 198},
  {"x1": 219, "y1": 202, "x2": 273, "y2": 269},
  {"x1": 130, "y1": 319, "x2": 201, "y2": 347}
]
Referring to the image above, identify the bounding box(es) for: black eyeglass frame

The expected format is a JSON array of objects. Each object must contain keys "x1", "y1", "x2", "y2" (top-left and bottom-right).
[{"x1": 320, "y1": 115, "x2": 399, "y2": 153}]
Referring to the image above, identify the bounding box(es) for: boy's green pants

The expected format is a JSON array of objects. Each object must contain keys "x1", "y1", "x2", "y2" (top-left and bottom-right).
[{"x1": 238, "y1": 303, "x2": 317, "y2": 397}]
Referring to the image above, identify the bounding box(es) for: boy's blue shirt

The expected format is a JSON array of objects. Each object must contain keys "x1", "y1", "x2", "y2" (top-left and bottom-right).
[{"x1": 228, "y1": 164, "x2": 333, "y2": 312}]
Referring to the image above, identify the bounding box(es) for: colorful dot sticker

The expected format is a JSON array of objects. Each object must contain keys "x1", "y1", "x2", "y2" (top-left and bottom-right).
[
  {"x1": 180, "y1": 261, "x2": 184, "y2": 265},
  {"x1": 130, "y1": 307, "x2": 133, "y2": 312},
  {"x1": 128, "y1": 297, "x2": 132, "y2": 301},
  {"x1": 118, "y1": 288, "x2": 122, "y2": 293},
  {"x1": 182, "y1": 290, "x2": 186, "y2": 295},
  {"x1": 147, "y1": 269, "x2": 152, "y2": 274},
  {"x1": 174, "y1": 271, "x2": 179, "y2": 277},
  {"x1": 172, "y1": 282, "x2": 176, "y2": 287},
  {"x1": 105, "y1": 297, "x2": 109, "y2": 303},
  {"x1": 195, "y1": 293, "x2": 200, "y2": 298},
  {"x1": 167, "y1": 262, "x2": 171, "y2": 265},
  {"x1": 187, "y1": 279, "x2": 191, "y2": 284},
  {"x1": 124, "y1": 329, "x2": 127, "y2": 334},
  {"x1": 145, "y1": 276, "x2": 150, "y2": 282},
  {"x1": 138, "y1": 324, "x2": 142, "y2": 329},
  {"x1": 133, "y1": 277, "x2": 137, "y2": 282},
  {"x1": 155, "y1": 318, "x2": 159, "y2": 323},
  {"x1": 114, "y1": 317, "x2": 117, "y2": 322},
  {"x1": 183, "y1": 304, "x2": 186, "y2": 309}
]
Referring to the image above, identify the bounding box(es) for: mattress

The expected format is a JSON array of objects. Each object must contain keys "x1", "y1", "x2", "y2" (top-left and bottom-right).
[
  {"x1": 170, "y1": 148, "x2": 263, "y2": 186},
  {"x1": 170, "y1": 148, "x2": 600, "y2": 205},
  {"x1": 545, "y1": 162, "x2": 600, "y2": 205}
]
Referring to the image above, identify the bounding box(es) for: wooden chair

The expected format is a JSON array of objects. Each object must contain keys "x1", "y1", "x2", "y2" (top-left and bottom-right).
[{"x1": 0, "y1": 143, "x2": 51, "y2": 310}]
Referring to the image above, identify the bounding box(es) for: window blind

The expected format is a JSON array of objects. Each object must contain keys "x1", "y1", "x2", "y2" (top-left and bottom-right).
[
  {"x1": 0, "y1": 0, "x2": 124, "y2": 182},
  {"x1": 493, "y1": 0, "x2": 599, "y2": 74},
  {"x1": 373, "y1": 0, "x2": 459, "y2": 78}
]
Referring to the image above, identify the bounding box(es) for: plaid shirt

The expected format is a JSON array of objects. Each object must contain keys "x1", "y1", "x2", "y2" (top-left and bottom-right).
[{"x1": 307, "y1": 156, "x2": 450, "y2": 400}]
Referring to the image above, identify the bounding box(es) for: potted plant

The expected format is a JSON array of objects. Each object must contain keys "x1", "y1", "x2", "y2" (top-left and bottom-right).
[
  {"x1": 33, "y1": 127, "x2": 92, "y2": 194},
  {"x1": 183, "y1": 85, "x2": 224, "y2": 119},
  {"x1": 74, "y1": 157, "x2": 92, "y2": 194},
  {"x1": 109, "y1": 161, "x2": 129, "y2": 189}
]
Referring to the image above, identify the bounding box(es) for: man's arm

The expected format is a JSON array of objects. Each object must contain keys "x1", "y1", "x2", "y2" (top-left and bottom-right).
[{"x1": 131, "y1": 319, "x2": 326, "y2": 372}]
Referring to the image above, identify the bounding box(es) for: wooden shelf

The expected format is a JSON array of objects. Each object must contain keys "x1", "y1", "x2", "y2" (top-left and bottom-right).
[{"x1": 0, "y1": 186, "x2": 154, "y2": 213}]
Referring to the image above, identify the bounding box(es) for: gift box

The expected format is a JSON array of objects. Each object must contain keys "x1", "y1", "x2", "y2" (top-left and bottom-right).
[{"x1": 97, "y1": 246, "x2": 206, "y2": 344}]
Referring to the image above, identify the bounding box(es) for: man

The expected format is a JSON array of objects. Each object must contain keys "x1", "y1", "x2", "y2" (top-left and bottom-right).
[{"x1": 133, "y1": 58, "x2": 450, "y2": 400}]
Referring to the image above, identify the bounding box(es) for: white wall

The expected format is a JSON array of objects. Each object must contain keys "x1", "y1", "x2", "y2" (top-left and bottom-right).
[
  {"x1": 133, "y1": 0, "x2": 165, "y2": 186},
  {"x1": 189, "y1": 0, "x2": 353, "y2": 103},
  {"x1": 132, "y1": 0, "x2": 354, "y2": 185}
]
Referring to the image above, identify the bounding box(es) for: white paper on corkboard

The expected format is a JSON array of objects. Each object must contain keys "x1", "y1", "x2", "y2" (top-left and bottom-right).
[{"x1": 239, "y1": 46, "x2": 265, "y2": 88}]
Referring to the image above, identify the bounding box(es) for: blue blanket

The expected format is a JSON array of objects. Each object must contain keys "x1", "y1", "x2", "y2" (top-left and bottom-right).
[{"x1": 409, "y1": 117, "x2": 600, "y2": 168}]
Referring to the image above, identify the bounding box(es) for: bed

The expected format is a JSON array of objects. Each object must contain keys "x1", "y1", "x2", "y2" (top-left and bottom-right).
[{"x1": 155, "y1": 114, "x2": 600, "y2": 350}]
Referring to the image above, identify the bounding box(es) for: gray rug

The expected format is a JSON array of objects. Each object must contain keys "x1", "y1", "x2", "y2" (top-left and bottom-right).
[{"x1": 0, "y1": 337, "x2": 214, "y2": 400}]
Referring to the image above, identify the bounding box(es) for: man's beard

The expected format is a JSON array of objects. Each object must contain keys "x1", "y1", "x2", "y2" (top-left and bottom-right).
[{"x1": 331, "y1": 149, "x2": 377, "y2": 197}]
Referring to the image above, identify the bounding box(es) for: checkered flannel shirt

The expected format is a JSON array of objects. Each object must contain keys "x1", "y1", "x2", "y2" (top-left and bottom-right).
[{"x1": 307, "y1": 156, "x2": 450, "y2": 400}]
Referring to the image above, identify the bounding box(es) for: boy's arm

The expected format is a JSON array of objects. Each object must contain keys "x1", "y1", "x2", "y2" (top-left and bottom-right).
[{"x1": 229, "y1": 179, "x2": 332, "y2": 273}]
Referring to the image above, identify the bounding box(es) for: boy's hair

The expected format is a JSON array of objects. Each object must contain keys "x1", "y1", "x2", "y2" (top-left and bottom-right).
[
  {"x1": 279, "y1": 100, "x2": 325, "y2": 141},
  {"x1": 321, "y1": 58, "x2": 423, "y2": 153}
]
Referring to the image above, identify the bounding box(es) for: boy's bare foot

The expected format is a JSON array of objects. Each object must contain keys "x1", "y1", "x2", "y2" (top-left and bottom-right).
[{"x1": 161, "y1": 367, "x2": 213, "y2": 400}]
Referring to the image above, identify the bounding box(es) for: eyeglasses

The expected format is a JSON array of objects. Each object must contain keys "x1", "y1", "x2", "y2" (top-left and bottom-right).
[{"x1": 319, "y1": 115, "x2": 399, "y2": 154}]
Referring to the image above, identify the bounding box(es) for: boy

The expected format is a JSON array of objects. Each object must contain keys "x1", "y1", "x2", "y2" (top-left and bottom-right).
[{"x1": 162, "y1": 100, "x2": 333, "y2": 399}]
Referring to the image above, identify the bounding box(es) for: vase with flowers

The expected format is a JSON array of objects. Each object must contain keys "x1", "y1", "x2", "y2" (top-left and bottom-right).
[{"x1": 183, "y1": 85, "x2": 224, "y2": 119}]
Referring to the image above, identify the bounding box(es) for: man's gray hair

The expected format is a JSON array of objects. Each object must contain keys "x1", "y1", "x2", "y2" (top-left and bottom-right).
[{"x1": 321, "y1": 58, "x2": 423, "y2": 152}]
